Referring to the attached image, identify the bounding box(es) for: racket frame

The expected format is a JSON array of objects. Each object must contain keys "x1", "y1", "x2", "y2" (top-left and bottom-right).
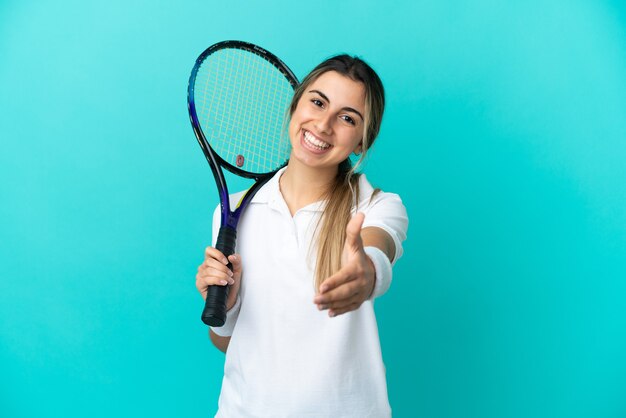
[{"x1": 187, "y1": 40, "x2": 298, "y2": 326}]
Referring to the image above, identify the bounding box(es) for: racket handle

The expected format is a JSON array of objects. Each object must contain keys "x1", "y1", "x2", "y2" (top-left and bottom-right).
[{"x1": 201, "y1": 226, "x2": 237, "y2": 326}]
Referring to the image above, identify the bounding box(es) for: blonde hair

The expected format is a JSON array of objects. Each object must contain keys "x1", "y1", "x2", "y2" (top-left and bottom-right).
[{"x1": 288, "y1": 55, "x2": 386, "y2": 290}]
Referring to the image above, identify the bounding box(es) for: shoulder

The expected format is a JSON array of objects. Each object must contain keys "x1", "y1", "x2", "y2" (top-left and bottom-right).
[{"x1": 356, "y1": 174, "x2": 407, "y2": 217}]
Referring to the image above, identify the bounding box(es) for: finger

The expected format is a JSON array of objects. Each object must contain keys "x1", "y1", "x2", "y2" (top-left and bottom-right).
[
  {"x1": 322, "y1": 293, "x2": 365, "y2": 311},
  {"x1": 316, "y1": 268, "x2": 354, "y2": 296},
  {"x1": 198, "y1": 258, "x2": 233, "y2": 276},
  {"x1": 228, "y1": 254, "x2": 242, "y2": 277},
  {"x1": 196, "y1": 274, "x2": 229, "y2": 291},
  {"x1": 201, "y1": 257, "x2": 232, "y2": 270},
  {"x1": 196, "y1": 269, "x2": 234, "y2": 286},
  {"x1": 204, "y1": 246, "x2": 229, "y2": 265},
  {"x1": 314, "y1": 280, "x2": 359, "y2": 306},
  {"x1": 195, "y1": 275, "x2": 231, "y2": 301},
  {"x1": 198, "y1": 266, "x2": 234, "y2": 283},
  {"x1": 344, "y1": 212, "x2": 365, "y2": 252},
  {"x1": 328, "y1": 302, "x2": 361, "y2": 317}
]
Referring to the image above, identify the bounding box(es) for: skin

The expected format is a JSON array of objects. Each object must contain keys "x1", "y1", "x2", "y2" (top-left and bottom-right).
[{"x1": 196, "y1": 71, "x2": 395, "y2": 353}]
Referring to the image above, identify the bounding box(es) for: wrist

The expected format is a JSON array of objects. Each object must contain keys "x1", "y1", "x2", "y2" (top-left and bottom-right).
[
  {"x1": 226, "y1": 294, "x2": 239, "y2": 312},
  {"x1": 211, "y1": 296, "x2": 241, "y2": 337},
  {"x1": 365, "y1": 256, "x2": 376, "y2": 298},
  {"x1": 364, "y1": 246, "x2": 393, "y2": 299}
]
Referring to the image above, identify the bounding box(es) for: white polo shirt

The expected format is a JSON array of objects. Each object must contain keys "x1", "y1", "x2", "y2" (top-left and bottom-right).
[{"x1": 211, "y1": 168, "x2": 408, "y2": 418}]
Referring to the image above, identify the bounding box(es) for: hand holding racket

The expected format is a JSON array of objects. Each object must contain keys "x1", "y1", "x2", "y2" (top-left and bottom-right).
[
  {"x1": 187, "y1": 40, "x2": 298, "y2": 326},
  {"x1": 196, "y1": 248, "x2": 241, "y2": 311}
]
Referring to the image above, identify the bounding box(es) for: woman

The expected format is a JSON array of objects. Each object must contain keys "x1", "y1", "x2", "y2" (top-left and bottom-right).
[{"x1": 196, "y1": 54, "x2": 408, "y2": 417}]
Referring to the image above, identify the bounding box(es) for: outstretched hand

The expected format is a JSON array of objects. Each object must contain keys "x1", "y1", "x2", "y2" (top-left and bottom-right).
[{"x1": 313, "y1": 212, "x2": 376, "y2": 317}]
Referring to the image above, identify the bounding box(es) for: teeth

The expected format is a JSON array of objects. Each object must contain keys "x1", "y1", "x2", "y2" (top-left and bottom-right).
[{"x1": 304, "y1": 131, "x2": 330, "y2": 150}]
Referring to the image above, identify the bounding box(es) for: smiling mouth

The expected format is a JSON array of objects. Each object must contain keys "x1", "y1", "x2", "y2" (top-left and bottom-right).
[{"x1": 303, "y1": 130, "x2": 331, "y2": 151}]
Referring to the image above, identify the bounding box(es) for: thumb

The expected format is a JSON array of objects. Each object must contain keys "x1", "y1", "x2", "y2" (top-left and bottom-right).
[
  {"x1": 344, "y1": 212, "x2": 365, "y2": 252},
  {"x1": 228, "y1": 254, "x2": 243, "y2": 278}
]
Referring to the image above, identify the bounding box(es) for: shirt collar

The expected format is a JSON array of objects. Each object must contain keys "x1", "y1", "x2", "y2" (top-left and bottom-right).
[
  {"x1": 250, "y1": 166, "x2": 285, "y2": 205},
  {"x1": 250, "y1": 168, "x2": 374, "y2": 214},
  {"x1": 250, "y1": 167, "x2": 326, "y2": 214}
]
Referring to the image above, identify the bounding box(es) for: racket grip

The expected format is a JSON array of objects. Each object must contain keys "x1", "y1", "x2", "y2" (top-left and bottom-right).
[{"x1": 201, "y1": 226, "x2": 237, "y2": 326}]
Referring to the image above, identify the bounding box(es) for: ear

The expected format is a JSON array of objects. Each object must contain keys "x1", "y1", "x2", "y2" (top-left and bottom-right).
[{"x1": 354, "y1": 141, "x2": 363, "y2": 156}]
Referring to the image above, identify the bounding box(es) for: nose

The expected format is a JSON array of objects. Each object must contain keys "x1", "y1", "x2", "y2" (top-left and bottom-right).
[{"x1": 315, "y1": 113, "x2": 333, "y2": 135}]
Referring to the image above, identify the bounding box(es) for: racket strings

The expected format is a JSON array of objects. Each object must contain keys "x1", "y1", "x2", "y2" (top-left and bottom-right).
[{"x1": 194, "y1": 48, "x2": 293, "y2": 174}]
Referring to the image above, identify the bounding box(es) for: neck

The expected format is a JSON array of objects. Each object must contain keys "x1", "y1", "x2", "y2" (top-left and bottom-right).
[{"x1": 279, "y1": 158, "x2": 338, "y2": 216}]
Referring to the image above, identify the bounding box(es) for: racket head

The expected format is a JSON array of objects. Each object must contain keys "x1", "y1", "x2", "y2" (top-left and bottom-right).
[{"x1": 188, "y1": 40, "x2": 298, "y2": 178}]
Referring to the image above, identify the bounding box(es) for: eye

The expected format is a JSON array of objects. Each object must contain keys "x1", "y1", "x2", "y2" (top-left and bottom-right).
[
  {"x1": 341, "y1": 115, "x2": 356, "y2": 126},
  {"x1": 311, "y1": 98, "x2": 324, "y2": 107}
]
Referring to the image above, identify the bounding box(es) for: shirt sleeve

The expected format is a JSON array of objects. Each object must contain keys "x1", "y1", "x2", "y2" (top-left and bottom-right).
[{"x1": 360, "y1": 190, "x2": 409, "y2": 265}]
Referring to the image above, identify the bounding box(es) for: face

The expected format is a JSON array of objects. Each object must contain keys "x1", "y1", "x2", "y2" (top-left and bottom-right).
[{"x1": 288, "y1": 71, "x2": 366, "y2": 172}]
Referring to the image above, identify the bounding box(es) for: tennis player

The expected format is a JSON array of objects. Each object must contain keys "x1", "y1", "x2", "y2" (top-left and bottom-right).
[{"x1": 196, "y1": 54, "x2": 408, "y2": 417}]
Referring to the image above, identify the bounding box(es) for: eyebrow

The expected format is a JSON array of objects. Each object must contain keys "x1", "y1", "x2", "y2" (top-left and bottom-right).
[{"x1": 308, "y1": 89, "x2": 364, "y2": 121}]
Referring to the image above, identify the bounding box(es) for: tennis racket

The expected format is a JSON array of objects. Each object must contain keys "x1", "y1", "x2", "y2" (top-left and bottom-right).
[{"x1": 187, "y1": 40, "x2": 298, "y2": 326}]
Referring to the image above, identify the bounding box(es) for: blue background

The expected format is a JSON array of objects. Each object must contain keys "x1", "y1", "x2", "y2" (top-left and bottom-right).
[{"x1": 1, "y1": 1, "x2": 625, "y2": 417}]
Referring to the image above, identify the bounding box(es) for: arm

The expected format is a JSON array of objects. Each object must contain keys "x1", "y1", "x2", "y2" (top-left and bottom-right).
[
  {"x1": 196, "y1": 248, "x2": 243, "y2": 352},
  {"x1": 313, "y1": 213, "x2": 396, "y2": 316},
  {"x1": 209, "y1": 330, "x2": 231, "y2": 353},
  {"x1": 314, "y1": 188, "x2": 408, "y2": 316},
  {"x1": 361, "y1": 226, "x2": 396, "y2": 264},
  {"x1": 361, "y1": 226, "x2": 396, "y2": 300}
]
